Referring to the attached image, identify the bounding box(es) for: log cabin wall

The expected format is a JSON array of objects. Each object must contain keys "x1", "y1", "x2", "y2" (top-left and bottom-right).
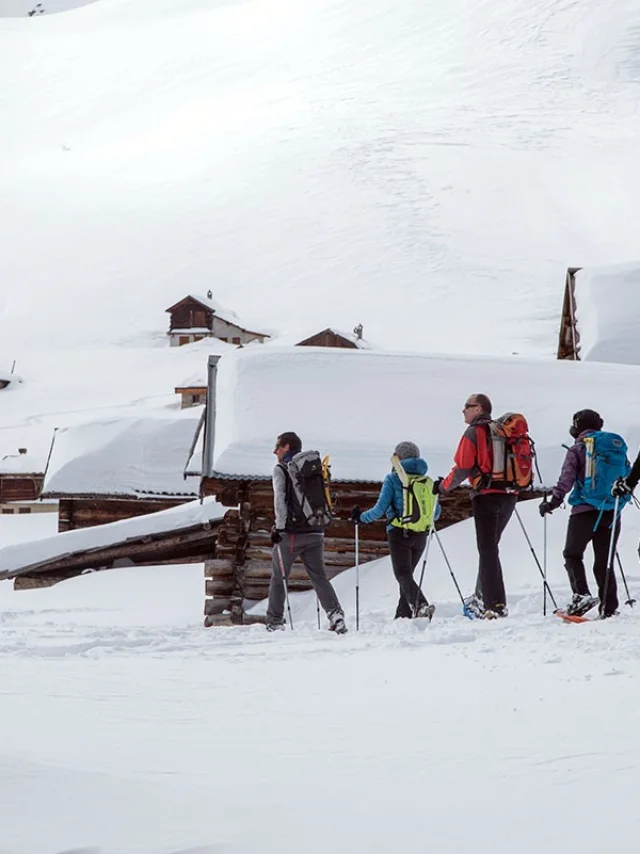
[
  {"x1": 58, "y1": 496, "x2": 189, "y2": 532},
  {"x1": 169, "y1": 298, "x2": 213, "y2": 331},
  {"x1": 0, "y1": 474, "x2": 43, "y2": 503},
  {"x1": 557, "y1": 267, "x2": 581, "y2": 360},
  {"x1": 201, "y1": 476, "x2": 494, "y2": 626}
]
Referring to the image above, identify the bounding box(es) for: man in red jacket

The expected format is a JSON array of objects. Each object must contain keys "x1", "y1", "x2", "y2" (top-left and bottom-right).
[{"x1": 435, "y1": 393, "x2": 517, "y2": 618}]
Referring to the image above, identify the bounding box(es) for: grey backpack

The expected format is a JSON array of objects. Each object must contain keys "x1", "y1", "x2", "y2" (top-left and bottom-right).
[{"x1": 281, "y1": 450, "x2": 333, "y2": 529}]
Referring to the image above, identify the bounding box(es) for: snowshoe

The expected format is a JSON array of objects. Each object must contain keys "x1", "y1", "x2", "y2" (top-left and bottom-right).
[
  {"x1": 328, "y1": 610, "x2": 348, "y2": 634},
  {"x1": 266, "y1": 621, "x2": 286, "y2": 632},
  {"x1": 415, "y1": 603, "x2": 436, "y2": 621},
  {"x1": 463, "y1": 594, "x2": 485, "y2": 619},
  {"x1": 482, "y1": 604, "x2": 508, "y2": 620},
  {"x1": 565, "y1": 593, "x2": 598, "y2": 618}
]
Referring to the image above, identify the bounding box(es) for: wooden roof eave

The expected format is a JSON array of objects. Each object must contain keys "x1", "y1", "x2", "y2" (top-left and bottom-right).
[{"x1": 0, "y1": 518, "x2": 223, "y2": 581}]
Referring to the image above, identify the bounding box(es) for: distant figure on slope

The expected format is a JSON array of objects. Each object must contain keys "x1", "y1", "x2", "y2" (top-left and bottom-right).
[
  {"x1": 267, "y1": 431, "x2": 347, "y2": 633},
  {"x1": 434, "y1": 394, "x2": 517, "y2": 619},
  {"x1": 351, "y1": 441, "x2": 439, "y2": 619},
  {"x1": 540, "y1": 409, "x2": 631, "y2": 619}
]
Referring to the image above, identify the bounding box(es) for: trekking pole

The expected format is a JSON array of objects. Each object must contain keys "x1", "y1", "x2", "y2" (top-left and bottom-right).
[
  {"x1": 276, "y1": 544, "x2": 294, "y2": 630},
  {"x1": 355, "y1": 521, "x2": 360, "y2": 631},
  {"x1": 414, "y1": 498, "x2": 439, "y2": 615},
  {"x1": 615, "y1": 552, "x2": 636, "y2": 607},
  {"x1": 513, "y1": 506, "x2": 558, "y2": 611},
  {"x1": 316, "y1": 596, "x2": 321, "y2": 629},
  {"x1": 601, "y1": 495, "x2": 621, "y2": 616},
  {"x1": 434, "y1": 530, "x2": 465, "y2": 607},
  {"x1": 543, "y1": 492, "x2": 548, "y2": 617}
]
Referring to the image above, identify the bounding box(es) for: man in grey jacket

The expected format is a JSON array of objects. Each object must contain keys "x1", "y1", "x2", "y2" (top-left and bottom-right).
[{"x1": 266, "y1": 431, "x2": 347, "y2": 633}]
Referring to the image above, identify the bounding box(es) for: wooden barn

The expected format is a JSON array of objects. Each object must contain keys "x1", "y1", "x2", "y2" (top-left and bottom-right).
[
  {"x1": 557, "y1": 263, "x2": 640, "y2": 363},
  {"x1": 42, "y1": 415, "x2": 200, "y2": 532},
  {"x1": 166, "y1": 292, "x2": 270, "y2": 348},
  {"x1": 0, "y1": 449, "x2": 53, "y2": 514},
  {"x1": 188, "y1": 349, "x2": 546, "y2": 626},
  {"x1": 296, "y1": 325, "x2": 371, "y2": 349}
]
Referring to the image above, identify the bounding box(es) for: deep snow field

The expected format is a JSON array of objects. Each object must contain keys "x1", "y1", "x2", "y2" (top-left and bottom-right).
[
  {"x1": 4, "y1": 0, "x2": 640, "y2": 850},
  {"x1": 3, "y1": 502, "x2": 640, "y2": 854}
]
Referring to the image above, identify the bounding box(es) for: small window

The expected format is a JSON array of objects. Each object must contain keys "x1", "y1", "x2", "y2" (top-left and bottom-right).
[
  {"x1": 191, "y1": 394, "x2": 202, "y2": 405},
  {"x1": 232, "y1": 336, "x2": 241, "y2": 345},
  {"x1": 1, "y1": 508, "x2": 14, "y2": 515},
  {"x1": 18, "y1": 507, "x2": 31, "y2": 514}
]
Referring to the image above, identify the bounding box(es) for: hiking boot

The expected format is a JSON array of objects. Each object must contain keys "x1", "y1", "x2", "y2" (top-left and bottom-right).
[
  {"x1": 483, "y1": 605, "x2": 508, "y2": 620},
  {"x1": 415, "y1": 603, "x2": 436, "y2": 621},
  {"x1": 266, "y1": 620, "x2": 286, "y2": 632},
  {"x1": 463, "y1": 594, "x2": 485, "y2": 619},
  {"x1": 328, "y1": 610, "x2": 348, "y2": 634},
  {"x1": 600, "y1": 609, "x2": 619, "y2": 619},
  {"x1": 565, "y1": 593, "x2": 598, "y2": 617}
]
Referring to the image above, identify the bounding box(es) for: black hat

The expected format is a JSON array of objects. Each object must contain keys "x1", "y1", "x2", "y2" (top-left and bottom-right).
[{"x1": 570, "y1": 409, "x2": 604, "y2": 438}]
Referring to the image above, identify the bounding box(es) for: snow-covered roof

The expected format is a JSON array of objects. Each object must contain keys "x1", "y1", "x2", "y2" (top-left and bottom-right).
[
  {"x1": 43, "y1": 415, "x2": 200, "y2": 498},
  {"x1": 175, "y1": 372, "x2": 207, "y2": 389},
  {"x1": 203, "y1": 347, "x2": 640, "y2": 486},
  {"x1": 0, "y1": 497, "x2": 225, "y2": 578},
  {"x1": 265, "y1": 326, "x2": 377, "y2": 350},
  {"x1": 0, "y1": 451, "x2": 42, "y2": 475},
  {"x1": 573, "y1": 263, "x2": 640, "y2": 364},
  {"x1": 167, "y1": 294, "x2": 270, "y2": 337}
]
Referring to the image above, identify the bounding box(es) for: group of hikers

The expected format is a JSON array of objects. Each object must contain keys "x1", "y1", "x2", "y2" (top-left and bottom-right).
[{"x1": 265, "y1": 393, "x2": 640, "y2": 632}]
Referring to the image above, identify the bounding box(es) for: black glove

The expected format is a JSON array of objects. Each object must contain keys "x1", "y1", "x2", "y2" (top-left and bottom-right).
[
  {"x1": 612, "y1": 477, "x2": 632, "y2": 498},
  {"x1": 432, "y1": 477, "x2": 444, "y2": 495},
  {"x1": 350, "y1": 506, "x2": 362, "y2": 524},
  {"x1": 271, "y1": 529, "x2": 283, "y2": 545},
  {"x1": 539, "y1": 498, "x2": 556, "y2": 517}
]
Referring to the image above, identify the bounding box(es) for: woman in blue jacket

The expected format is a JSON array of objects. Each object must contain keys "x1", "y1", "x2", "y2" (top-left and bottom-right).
[{"x1": 351, "y1": 441, "x2": 440, "y2": 619}]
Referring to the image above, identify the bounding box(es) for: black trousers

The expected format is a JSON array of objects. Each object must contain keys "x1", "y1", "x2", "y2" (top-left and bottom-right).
[
  {"x1": 563, "y1": 510, "x2": 619, "y2": 615},
  {"x1": 387, "y1": 528, "x2": 428, "y2": 618},
  {"x1": 472, "y1": 493, "x2": 517, "y2": 611}
]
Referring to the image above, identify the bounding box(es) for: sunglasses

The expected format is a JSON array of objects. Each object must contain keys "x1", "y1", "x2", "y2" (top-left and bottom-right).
[{"x1": 464, "y1": 402, "x2": 479, "y2": 410}]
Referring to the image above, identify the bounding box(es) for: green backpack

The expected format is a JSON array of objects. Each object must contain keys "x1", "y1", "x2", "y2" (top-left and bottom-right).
[{"x1": 389, "y1": 455, "x2": 438, "y2": 533}]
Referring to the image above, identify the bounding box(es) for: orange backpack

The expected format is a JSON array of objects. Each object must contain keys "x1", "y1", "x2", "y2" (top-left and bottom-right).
[{"x1": 488, "y1": 413, "x2": 535, "y2": 490}]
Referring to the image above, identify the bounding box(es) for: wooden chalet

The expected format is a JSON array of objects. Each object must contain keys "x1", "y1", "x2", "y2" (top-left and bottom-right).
[
  {"x1": 0, "y1": 449, "x2": 52, "y2": 515},
  {"x1": 166, "y1": 292, "x2": 269, "y2": 348},
  {"x1": 557, "y1": 267, "x2": 581, "y2": 360},
  {"x1": 190, "y1": 350, "x2": 543, "y2": 627},
  {"x1": 42, "y1": 417, "x2": 200, "y2": 532},
  {"x1": 296, "y1": 325, "x2": 370, "y2": 350}
]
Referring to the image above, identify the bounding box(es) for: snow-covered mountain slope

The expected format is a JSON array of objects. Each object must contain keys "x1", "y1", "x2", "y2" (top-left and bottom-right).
[
  {"x1": 3, "y1": 0, "x2": 640, "y2": 358},
  {"x1": 3, "y1": 501, "x2": 640, "y2": 853},
  {"x1": 0, "y1": 0, "x2": 97, "y2": 16}
]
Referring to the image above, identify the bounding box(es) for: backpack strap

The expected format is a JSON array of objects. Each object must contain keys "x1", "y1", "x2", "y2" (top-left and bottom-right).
[
  {"x1": 390, "y1": 454, "x2": 413, "y2": 523},
  {"x1": 277, "y1": 461, "x2": 296, "y2": 527}
]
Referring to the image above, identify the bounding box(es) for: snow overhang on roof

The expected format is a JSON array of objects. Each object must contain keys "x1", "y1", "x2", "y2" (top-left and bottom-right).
[
  {"x1": 42, "y1": 414, "x2": 201, "y2": 499},
  {"x1": 572, "y1": 263, "x2": 640, "y2": 364},
  {"x1": 202, "y1": 346, "x2": 640, "y2": 487}
]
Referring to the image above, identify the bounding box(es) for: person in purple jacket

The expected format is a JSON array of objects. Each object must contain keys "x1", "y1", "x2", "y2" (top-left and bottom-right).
[{"x1": 539, "y1": 409, "x2": 619, "y2": 618}]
